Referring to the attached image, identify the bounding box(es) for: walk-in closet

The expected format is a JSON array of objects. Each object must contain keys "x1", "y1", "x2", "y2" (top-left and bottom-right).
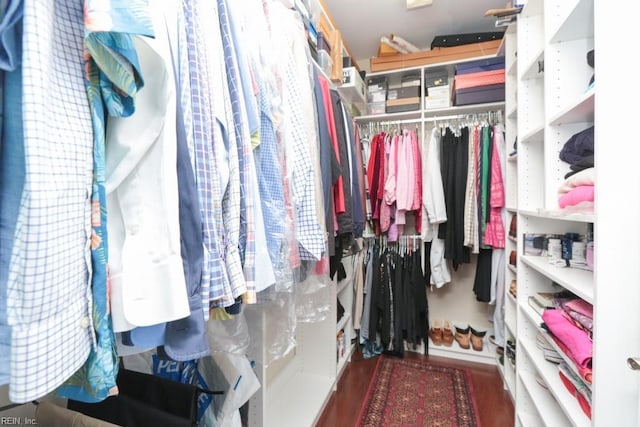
[{"x1": 2, "y1": 0, "x2": 636, "y2": 426}]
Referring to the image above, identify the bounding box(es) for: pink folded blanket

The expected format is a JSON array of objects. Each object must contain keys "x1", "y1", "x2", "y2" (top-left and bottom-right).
[
  {"x1": 558, "y1": 185, "x2": 594, "y2": 208},
  {"x1": 542, "y1": 308, "x2": 592, "y2": 369}
]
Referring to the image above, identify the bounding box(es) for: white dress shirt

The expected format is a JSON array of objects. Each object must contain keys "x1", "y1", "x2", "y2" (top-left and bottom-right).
[{"x1": 106, "y1": 4, "x2": 189, "y2": 333}]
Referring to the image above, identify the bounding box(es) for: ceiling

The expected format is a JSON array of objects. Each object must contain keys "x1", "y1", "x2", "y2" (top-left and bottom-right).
[{"x1": 323, "y1": 0, "x2": 508, "y2": 68}]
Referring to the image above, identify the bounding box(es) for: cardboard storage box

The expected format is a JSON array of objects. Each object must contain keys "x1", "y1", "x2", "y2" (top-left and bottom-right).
[
  {"x1": 424, "y1": 85, "x2": 451, "y2": 109},
  {"x1": 338, "y1": 66, "x2": 366, "y2": 105},
  {"x1": 455, "y1": 56, "x2": 505, "y2": 75},
  {"x1": 453, "y1": 83, "x2": 505, "y2": 106},
  {"x1": 367, "y1": 76, "x2": 388, "y2": 92},
  {"x1": 370, "y1": 39, "x2": 501, "y2": 72},
  {"x1": 454, "y1": 69, "x2": 505, "y2": 90},
  {"x1": 386, "y1": 96, "x2": 420, "y2": 113},
  {"x1": 425, "y1": 67, "x2": 449, "y2": 88},
  {"x1": 368, "y1": 90, "x2": 386, "y2": 103},
  {"x1": 387, "y1": 86, "x2": 421, "y2": 100},
  {"x1": 401, "y1": 73, "x2": 421, "y2": 87}
]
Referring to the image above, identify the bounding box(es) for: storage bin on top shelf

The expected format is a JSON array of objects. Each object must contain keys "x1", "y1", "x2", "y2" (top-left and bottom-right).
[
  {"x1": 453, "y1": 56, "x2": 505, "y2": 106},
  {"x1": 369, "y1": 39, "x2": 502, "y2": 72}
]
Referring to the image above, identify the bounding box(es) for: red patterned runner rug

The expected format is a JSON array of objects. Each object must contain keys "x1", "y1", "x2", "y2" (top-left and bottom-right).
[{"x1": 356, "y1": 355, "x2": 482, "y2": 426}]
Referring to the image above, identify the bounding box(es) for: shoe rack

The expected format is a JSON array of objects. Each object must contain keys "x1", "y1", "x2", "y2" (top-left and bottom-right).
[
  {"x1": 508, "y1": 0, "x2": 640, "y2": 425},
  {"x1": 426, "y1": 266, "x2": 497, "y2": 366}
]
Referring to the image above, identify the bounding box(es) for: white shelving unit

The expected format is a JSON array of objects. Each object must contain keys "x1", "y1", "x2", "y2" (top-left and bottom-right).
[
  {"x1": 502, "y1": 21, "x2": 519, "y2": 403},
  {"x1": 508, "y1": 0, "x2": 640, "y2": 425},
  {"x1": 219, "y1": 254, "x2": 361, "y2": 427},
  {"x1": 245, "y1": 279, "x2": 337, "y2": 427},
  {"x1": 336, "y1": 254, "x2": 356, "y2": 382},
  {"x1": 512, "y1": 0, "x2": 596, "y2": 424},
  {"x1": 245, "y1": 257, "x2": 357, "y2": 427}
]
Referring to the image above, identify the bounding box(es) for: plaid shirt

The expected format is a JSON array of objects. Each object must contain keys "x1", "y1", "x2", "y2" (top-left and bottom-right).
[
  {"x1": 7, "y1": 0, "x2": 94, "y2": 402},
  {"x1": 205, "y1": 0, "x2": 245, "y2": 307},
  {"x1": 464, "y1": 125, "x2": 479, "y2": 252},
  {"x1": 217, "y1": 0, "x2": 256, "y2": 304},
  {"x1": 0, "y1": 0, "x2": 25, "y2": 388},
  {"x1": 182, "y1": 0, "x2": 229, "y2": 319},
  {"x1": 270, "y1": 4, "x2": 325, "y2": 261},
  {"x1": 56, "y1": 0, "x2": 156, "y2": 403}
]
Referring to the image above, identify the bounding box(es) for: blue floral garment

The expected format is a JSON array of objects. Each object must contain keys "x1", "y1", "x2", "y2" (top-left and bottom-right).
[{"x1": 56, "y1": 0, "x2": 153, "y2": 403}]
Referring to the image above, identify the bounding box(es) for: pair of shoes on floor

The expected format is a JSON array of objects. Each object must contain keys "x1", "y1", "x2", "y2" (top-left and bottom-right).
[
  {"x1": 454, "y1": 325, "x2": 487, "y2": 352},
  {"x1": 429, "y1": 320, "x2": 454, "y2": 347}
]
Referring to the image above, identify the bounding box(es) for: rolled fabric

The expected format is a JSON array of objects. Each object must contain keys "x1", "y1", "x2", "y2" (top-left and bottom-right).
[{"x1": 390, "y1": 34, "x2": 421, "y2": 53}]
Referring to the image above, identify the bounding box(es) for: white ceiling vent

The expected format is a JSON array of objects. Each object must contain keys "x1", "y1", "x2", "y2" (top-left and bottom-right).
[{"x1": 406, "y1": 0, "x2": 433, "y2": 10}]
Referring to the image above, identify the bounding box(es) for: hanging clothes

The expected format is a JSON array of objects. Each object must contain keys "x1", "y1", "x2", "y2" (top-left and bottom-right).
[
  {"x1": 463, "y1": 125, "x2": 480, "y2": 253},
  {"x1": 331, "y1": 90, "x2": 354, "y2": 238},
  {"x1": 421, "y1": 126, "x2": 450, "y2": 288},
  {"x1": 218, "y1": 0, "x2": 258, "y2": 304},
  {"x1": 272, "y1": 2, "x2": 326, "y2": 262},
  {"x1": 59, "y1": 0, "x2": 160, "y2": 403},
  {"x1": 473, "y1": 123, "x2": 506, "y2": 303},
  {"x1": 5, "y1": 0, "x2": 96, "y2": 403},
  {"x1": 1, "y1": 0, "x2": 370, "y2": 407},
  {"x1": 438, "y1": 126, "x2": 471, "y2": 270},
  {"x1": 363, "y1": 127, "x2": 423, "y2": 240},
  {"x1": 352, "y1": 125, "x2": 367, "y2": 238},
  {"x1": 361, "y1": 239, "x2": 428, "y2": 355},
  {"x1": 106, "y1": 1, "x2": 189, "y2": 351},
  {"x1": 489, "y1": 123, "x2": 508, "y2": 345},
  {"x1": 313, "y1": 70, "x2": 340, "y2": 256},
  {"x1": 0, "y1": 0, "x2": 25, "y2": 388}
]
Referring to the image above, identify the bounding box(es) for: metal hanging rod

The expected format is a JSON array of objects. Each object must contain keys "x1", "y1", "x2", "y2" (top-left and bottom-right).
[
  {"x1": 355, "y1": 108, "x2": 504, "y2": 125},
  {"x1": 424, "y1": 109, "x2": 503, "y2": 123},
  {"x1": 356, "y1": 117, "x2": 422, "y2": 125}
]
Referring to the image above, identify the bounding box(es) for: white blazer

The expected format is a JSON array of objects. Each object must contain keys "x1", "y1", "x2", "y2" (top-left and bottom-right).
[{"x1": 106, "y1": 4, "x2": 189, "y2": 332}]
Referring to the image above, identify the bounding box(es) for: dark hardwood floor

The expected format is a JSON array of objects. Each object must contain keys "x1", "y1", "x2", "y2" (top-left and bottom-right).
[{"x1": 316, "y1": 349, "x2": 514, "y2": 427}]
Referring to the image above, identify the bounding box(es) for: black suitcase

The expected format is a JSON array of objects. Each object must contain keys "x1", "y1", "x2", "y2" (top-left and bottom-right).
[{"x1": 430, "y1": 32, "x2": 505, "y2": 49}]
